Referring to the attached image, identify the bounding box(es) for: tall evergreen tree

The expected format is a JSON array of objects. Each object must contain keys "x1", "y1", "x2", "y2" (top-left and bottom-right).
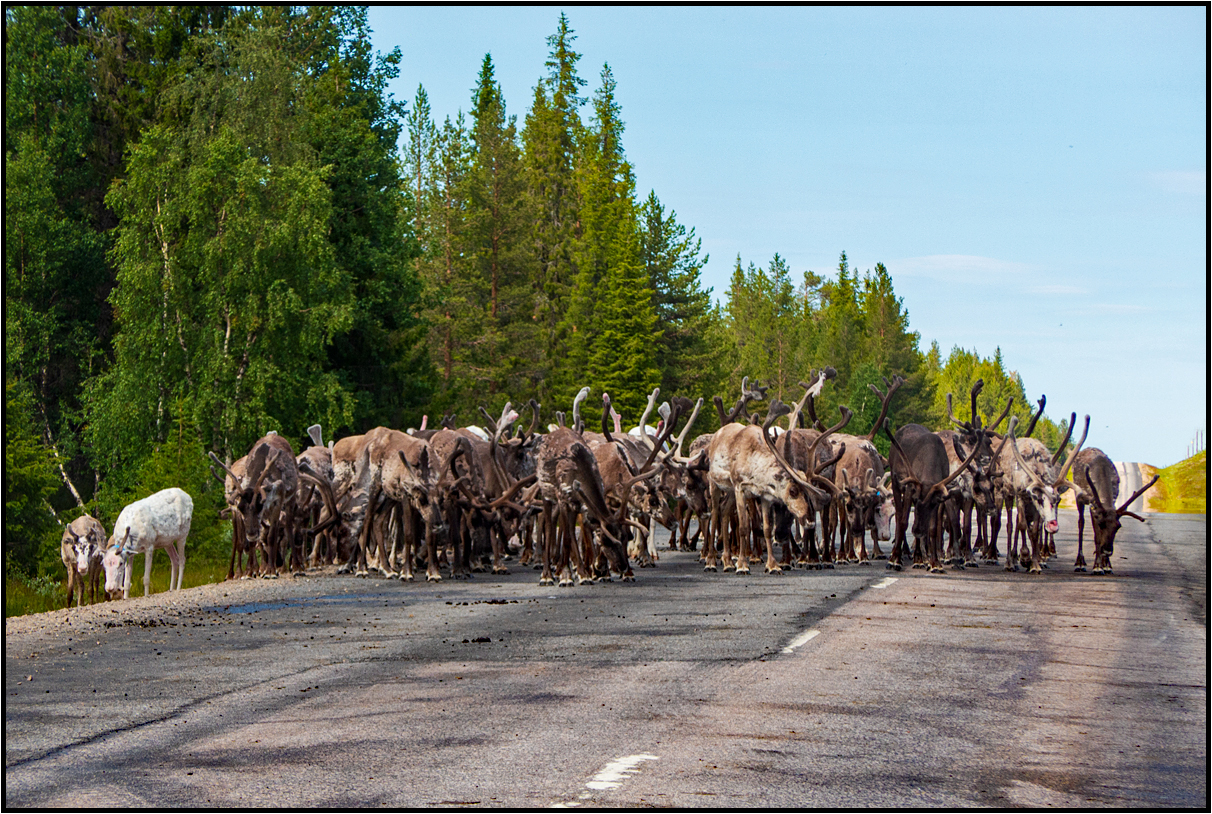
[
  {"x1": 522, "y1": 13, "x2": 586, "y2": 409},
  {"x1": 639, "y1": 191, "x2": 726, "y2": 400},
  {"x1": 466, "y1": 55, "x2": 537, "y2": 404},
  {"x1": 561, "y1": 63, "x2": 638, "y2": 407}
]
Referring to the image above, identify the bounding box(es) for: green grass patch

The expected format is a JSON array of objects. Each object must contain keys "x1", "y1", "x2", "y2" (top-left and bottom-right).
[
  {"x1": 5, "y1": 552, "x2": 231, "y2": 618},
  {"x1": 1148, "y1": 450, "x2": 1206, "y2": 514}
]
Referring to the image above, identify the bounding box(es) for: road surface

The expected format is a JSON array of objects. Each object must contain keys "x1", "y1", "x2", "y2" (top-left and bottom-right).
[{"x1": 6, "y1": 510, "x2": 1206, "y2": 807}]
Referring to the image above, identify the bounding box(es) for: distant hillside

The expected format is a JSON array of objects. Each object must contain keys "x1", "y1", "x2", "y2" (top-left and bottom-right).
[{"x1": 1146, "y1": 450, "x2": 1206, "y2": 514}]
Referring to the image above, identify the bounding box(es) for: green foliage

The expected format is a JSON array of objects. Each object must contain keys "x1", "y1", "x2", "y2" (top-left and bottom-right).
[
  {"x1": 640, "y1": 192, "x2": 726, "y2": 401},
  {"x1": 6, "y1": 7, "x2": 1082, "y2": 580},
  {"x1": 4, "y1": 376, "x2": 62, "y2": 576},
  {"x1": 91, "y1": 401, "x2": 229, "y2": 564}
]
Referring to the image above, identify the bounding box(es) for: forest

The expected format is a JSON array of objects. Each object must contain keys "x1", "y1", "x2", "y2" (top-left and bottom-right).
[{"x1": 5, "y1": 7, "x2": 1069, "y2": 587}]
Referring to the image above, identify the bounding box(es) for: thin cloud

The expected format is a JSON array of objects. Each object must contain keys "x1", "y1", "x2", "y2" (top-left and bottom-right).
[
  {"x1": 1030, "y1": 284, "x2": 1086, "y2": 296},
  {"x1": 1146, "y1": 170, "x2": 1206, "y2": 195},
  {"x1": 890, "y1": 254, "x2": 1037, "y2": 284}
]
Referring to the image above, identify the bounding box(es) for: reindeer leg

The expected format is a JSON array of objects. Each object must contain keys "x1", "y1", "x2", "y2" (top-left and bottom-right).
[
  {"x1": 539, "y1": 502, "x2": 556, "y2": 586},
  {"x1": 1074, "y1": 503, "x2": 1087, "y2": 571},
  {"x1": 760, "y1": 500, "x2": 781, "y2": 574},
  {"x1": 733, "y1": 489, "x2": 753, "y2": 575},
  {"x1": 704, "y1": 488, "x2": 721, "y2": 571}
]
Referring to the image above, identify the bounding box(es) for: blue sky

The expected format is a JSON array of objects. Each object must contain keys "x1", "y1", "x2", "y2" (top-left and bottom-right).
[{"x1": 368, "y1": 6, "x2": 1206, "y2": 466}]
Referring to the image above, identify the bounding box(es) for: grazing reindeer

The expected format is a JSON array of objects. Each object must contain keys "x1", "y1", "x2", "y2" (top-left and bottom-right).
[
  {"x1": 103, "y1": 488, "x2": 193, "y2": 599},
  {"x1": 297, "y1": 424, "x2": 344, "y2": 568},
  {"x1": 209, "y1": 434, "x2": 299, "y2": 577},
  {"x1": 1069, "y1": 448, "x2": 1159, "y2": 574},
  {"x1": 61, "y1": 515, "x2": 107, "y2": 607}
]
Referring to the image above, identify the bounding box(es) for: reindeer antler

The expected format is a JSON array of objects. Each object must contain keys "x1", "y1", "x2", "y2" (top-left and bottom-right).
[{"x1": 865, "y1": 375, "x2": 904, "y2": 440}]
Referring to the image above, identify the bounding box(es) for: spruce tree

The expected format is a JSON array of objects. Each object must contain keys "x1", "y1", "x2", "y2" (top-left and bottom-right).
[
  {"x1": 522, "y1": 13, "x2": 586, "y2": 408},
  {"x1": 640, "y1": 192, "x2": 725, "y2": 400}
]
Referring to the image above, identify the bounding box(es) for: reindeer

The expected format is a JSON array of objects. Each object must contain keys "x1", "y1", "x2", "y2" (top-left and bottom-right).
[
  {"x1": 704, "y1": 397, "x2": 845, "y2": 575},
  {"x1": 61, "y1": 515, "x2": 107, "y2": 607},
  {"x1": 343, "y1": 427, "x2": 465, "y2": 581},
  {"x1": 774, "y1": 371, "x2": 843, "y2": 568},
  {"x1": 1002, "y1": 413, "x2": 1089, "y2": 574},
  {"x1": 884, "y1": 421, "x2": 983, "y2": 573},
  {"x1": 983, "y1": 395, "x2": 1047, "y2": 563},
  {"x1": 1068, "y1": 448, "x2": 1157, "y2": 574},
  {"x1": 296, "y1": 424, "x2": 345, "y2": 569},
  {"x1": 532, "y1": 406, "x2": 679, "y2": 587},
  {"x1": 827, "y1": 375, "x2": 903, "y2": 565},
  {"x1": 103, "y1": 488, "x2": 193, "y2": 599},
  {"x1": 937, "y1": 381, "x2": 1014, "y2": 567},
  {"x1": 589, "y1": 394, "x2": 682, "y2": 568},
  {"x1": 208, "y1": 433, "x2": 309, "y2": 578}
]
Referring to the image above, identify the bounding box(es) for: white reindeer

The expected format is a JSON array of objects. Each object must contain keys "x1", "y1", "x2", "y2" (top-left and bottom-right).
[{"x1": 103, "y1": 488, "x2": 193, "y2": 599}]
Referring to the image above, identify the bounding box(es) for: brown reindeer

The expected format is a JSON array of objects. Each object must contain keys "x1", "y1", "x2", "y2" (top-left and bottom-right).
[
  {"x1": 61, "y1": 515, "x2": 107, "y2": 607},
  {"x1": 209, "y1": 433, "x2": 314, "y2": 578},
  {"x1": 884, "y1": 421, "x2": 983, "y2": 573},
  {"x1": 1069, "y1": 448, "x2": 1158, "y2": 574},
  {"x1": 704, "y1": 399, "x2": 845, "y2": 575}
]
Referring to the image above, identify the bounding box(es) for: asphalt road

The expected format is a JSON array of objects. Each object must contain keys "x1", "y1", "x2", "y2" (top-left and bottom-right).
[{"x1": 5, "y1": 510, "x2": 1206, "y2": 808}]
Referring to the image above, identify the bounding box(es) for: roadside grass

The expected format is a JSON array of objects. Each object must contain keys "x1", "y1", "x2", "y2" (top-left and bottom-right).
[
  {"x1": 5, "y1": 554, "x2": 230, "y2": 618},
  {"x1": 1147, "y1": 450, "x2": 1207, "y2": 514}
]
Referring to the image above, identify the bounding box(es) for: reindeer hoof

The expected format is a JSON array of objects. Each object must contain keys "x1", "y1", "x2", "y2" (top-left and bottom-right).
[
  {"x1": 858, "y1": 560, "x2": 871, "y2": 567},
  {"x1": 765, "y1": 565, "x2": 783, "y2": 575},
  {"x1": 622, "y1": 574, "x2": 635, "y2": 582},
  {"x1": 399, "y1": 574, "x2": 414, "y2": 582},
  {"x1": 492, "y1": 566, "x2": 510, "y2": 575},
  {"x1": 427, "y1": 574, "x2": 442, "y2": 583},
  {"x1": 887, "y1": 562, "x2": 902, "y2": 571},
  {"x1": 931, "y1": 566, "x2": 946, "y2": 574},
  {"x1": 1091, "y1": 568, "x2": 1104, "y2": 575},
  {"x1": 703, "y1": 564, "x2": 717, "y2": 572},
  {"x1": 735, "y1": 566, "x2": 750, "y2": 575},
  {"x1": 1029, "y1": 566, "x2": 1042, "y2": 575},
  {"x1": 539, "y1": 577, "x2": 554, "y2": 586}
]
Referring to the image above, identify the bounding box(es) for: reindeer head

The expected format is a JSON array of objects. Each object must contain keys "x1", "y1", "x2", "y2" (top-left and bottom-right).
[
  {"x1": 103, "y1": 546, "x2": 125, "y2": 599},
  {"x1": 870, "y1": 474, "x2": 895, "y2": 542},
  {"x1": 66, "y1": 519, "x2": 105, "y2": 576}
]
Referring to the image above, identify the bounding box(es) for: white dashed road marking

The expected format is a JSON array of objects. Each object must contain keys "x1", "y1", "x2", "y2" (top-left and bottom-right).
[
  {"x1": 781, "y1": 629, "x2": 820, "y2": 654},
  {"x1": 585, "y1": 753, "x2": 660, "y2": 790},
  {"x1": 872, "y1": 577, "x2": 898, "y2": 589}
]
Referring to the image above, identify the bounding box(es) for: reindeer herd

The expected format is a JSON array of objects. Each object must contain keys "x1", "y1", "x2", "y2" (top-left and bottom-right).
[{"x1": 59, "y1": 373, "x2": 1159, "y2": 608}]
